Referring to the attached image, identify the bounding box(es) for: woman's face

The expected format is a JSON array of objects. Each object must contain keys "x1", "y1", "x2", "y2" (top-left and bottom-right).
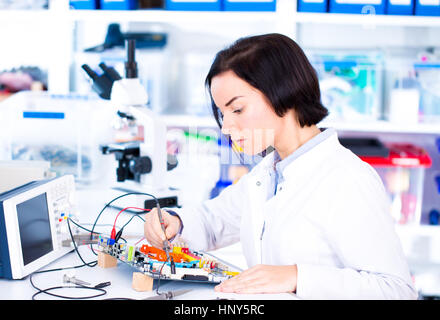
[{"x1": 210, "y1": 70, "x2": 281, "y2": 155}]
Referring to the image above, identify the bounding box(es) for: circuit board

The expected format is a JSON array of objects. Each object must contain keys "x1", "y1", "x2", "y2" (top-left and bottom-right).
[{"x1": 97, "y1": 236, "x2": 241, "y2": 283}]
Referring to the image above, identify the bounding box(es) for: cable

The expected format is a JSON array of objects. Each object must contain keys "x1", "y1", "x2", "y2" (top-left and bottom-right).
[
  {"x1": 67, "y1": 217, "x2": 98, "y2": 268},
  {"x1": 110, "y1": 206, "x2": 151, "y2": 241},
  {"x1": 29, "y1": 272, "x2": 107, "y2": 300},
  {"x1": 90, "y1": 191, "x2": 160, "y2": 256},
  {"x1": 155, "y1": 255, "x2": 171, "y2": 296},
  {"x1": 28, "y1": 218, "x2": 109, "y2": 300},
  {"x1": 121, "y1": 213, "x2": 145, "y2": 229},
  {"x1": 27, "y1": 199, "x2": 155, "y2": 300},
  {"x1": 68, "y1": 218, "x2": 101, "y2": 236}
]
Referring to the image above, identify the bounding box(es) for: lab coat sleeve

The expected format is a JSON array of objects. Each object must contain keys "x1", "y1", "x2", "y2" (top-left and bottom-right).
[
  {"x1": 171, "y1": 174, "x2": 248, "y2": 252},
  {"x1": 295, "y1": 164, "x2": 418, "y2": 300}
]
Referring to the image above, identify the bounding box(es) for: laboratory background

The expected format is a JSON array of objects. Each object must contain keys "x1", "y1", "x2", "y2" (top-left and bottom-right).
[{"x1": 0, "y1": 0, "x2": 440, "y2": 300}]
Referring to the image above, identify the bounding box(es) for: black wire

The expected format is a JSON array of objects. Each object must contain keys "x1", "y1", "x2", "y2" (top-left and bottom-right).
[
  {"x1": 29, "y1": 272, "x2": 107, "y2": 300},
  {"x1": 27, "y1": 193, "x2": 158, "y2": 300},
  {"x1": 68, "y1": 218, "x2": 101, "y2": 236},
  {"x1": 69, "y1": 217, "x2": 135, "y2": 246},
  {"x1": 89, "y1": 191, "x2": 159, "y2": 256},
  {"x1": 156, "y1": 255, "x2": 171, "y2": 296},
  {"x1": 67, "y1": 217, "x2": 98, "y2": 268},
  {"x1": 28, "y1": 218, "x2": 105, "y2": 299},
  {"x1": 121, "y1": 212, "x2": 146, "y2": 229}
]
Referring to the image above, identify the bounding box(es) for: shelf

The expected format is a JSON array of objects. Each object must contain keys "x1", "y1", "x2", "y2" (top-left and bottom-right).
[
  {"x1": 0, "y1": 9, "x2": 53, "y2": 22},
  {"x1": 67, "y1": 9, "x2": 278, "y2": 24},
  {"x1": 163, "y1": 114, "x2": 218, "y2": 128},
  {"x1": 320, "y1": 120, "x2": 440, "y2": 134},
  {"x1": 396, "y1": 224, "x2": 440, "y2": 237},
  {"x1": 0, "y1": 8, "x2": 278, "y2": 25},
  {"x1": 4, "y1": 9, "x2": 440, "y2": 28},
  {"x1": 295, "y1": 12, "x2": 440, "y2": 28},
  {"x1": 162, "y1": 115, "x2": 440, "y2": 134}
]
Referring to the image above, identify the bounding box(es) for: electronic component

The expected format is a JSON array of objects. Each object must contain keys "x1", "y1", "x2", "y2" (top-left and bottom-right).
[{"x1": 97, "y1": 236, "x2": 240, "y2": 283}]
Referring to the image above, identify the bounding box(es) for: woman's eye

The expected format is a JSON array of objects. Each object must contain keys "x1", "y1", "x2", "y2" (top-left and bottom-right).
[{"x1": 233, "y1": 108, "x2": 243, "y2": 114}]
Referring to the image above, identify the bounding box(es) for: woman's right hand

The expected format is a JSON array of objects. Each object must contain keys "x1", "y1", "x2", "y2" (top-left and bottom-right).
[{"x1": 143, "y1": 208, "x2": 181, "y2": 248}]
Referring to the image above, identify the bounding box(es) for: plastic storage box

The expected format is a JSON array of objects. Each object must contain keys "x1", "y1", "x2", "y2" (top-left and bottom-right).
[
  {"x1": 223, "y1": 0, "x2": 276, "y2": 11},
  {"x1": 100, "y1": 0, "x2": 137, "y2": 10},
  {"x1": 329, "y1": 0, "x2": 386, "y2": 14},
  {"x1": 165, "y1": 0, "x2": 222, "y2": 10},
  {"x1": 415, "y1": 0, "x2": 440, "y2": 16},
  {"x1": 307, "y1": 50, "x2": 384, "y2": 122},
  {"x1": 414, "y1": 61, "x2": 440, "y2": 123},
  {"x1": 297, "y1": 0, "x2": 328, "y2": 12},
  {"x1": 385, "y1": 55, "x2": 440, "y2": 124},
  {"x1": 386, "y1": 0, "x2": 414, "y2": 14},
  {"x1": 0, "y1": 92, "x2": 116, "y2": 183},
  {"x1": 70, "y1": 0, "x2": 99, "y2": 9},
  {"x1": 360, "y1": 143, "x2": 432, "y2": 225}
]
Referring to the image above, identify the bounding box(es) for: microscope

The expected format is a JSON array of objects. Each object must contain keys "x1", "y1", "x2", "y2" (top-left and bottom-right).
[{"x1": 82, "y1": 39, "x2": 178, "y2": 210}]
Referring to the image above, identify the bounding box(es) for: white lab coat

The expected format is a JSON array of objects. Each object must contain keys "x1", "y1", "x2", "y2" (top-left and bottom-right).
[{"x1": 174, "y1": 130, "x2": 418, "y2": 300}]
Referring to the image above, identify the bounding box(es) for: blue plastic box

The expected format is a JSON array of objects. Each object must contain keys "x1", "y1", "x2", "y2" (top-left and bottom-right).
[
  {"x1": 165, "y1": 0, "x2": 222, "y2": 10},
  {"x1": 223, "y1": 0, "x2": 276, "y2": 11},
  {"x1": 386, "y1": 0, "x2": 414, "y2": 14},
  {"x1": 70, "y1": 0, "x2": 98, "y2": 9},
  {"x1": 297, "y1": 0, "x2": 328, "y2": 12},
  {"x1": 329, "y1": 0, "x2": 386, "y2": 14},
  {"x1": 100, "y1": 0, "x2": 137, "y2": 10},
  {"x1": 415, "y1": 0, "x2": 440, "y2": 15}
]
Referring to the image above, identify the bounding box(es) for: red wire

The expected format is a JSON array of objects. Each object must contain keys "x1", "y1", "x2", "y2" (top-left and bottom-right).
[{"x1": 111, "y1": 207, "x2": 151, "y2": 240}]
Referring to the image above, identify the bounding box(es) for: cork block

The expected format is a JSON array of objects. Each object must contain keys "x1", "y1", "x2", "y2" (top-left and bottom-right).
[
  {"x1": 132, "y1": 272, "x2": 154, "y2": 292},
  {"x1": 97, "y1": 251, "x2": 118, "y2": 268}
]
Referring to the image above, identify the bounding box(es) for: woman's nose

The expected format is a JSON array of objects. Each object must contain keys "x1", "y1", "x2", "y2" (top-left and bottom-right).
[{"x1": 221, "y1": 113, "x2": 234, "y2": 136}]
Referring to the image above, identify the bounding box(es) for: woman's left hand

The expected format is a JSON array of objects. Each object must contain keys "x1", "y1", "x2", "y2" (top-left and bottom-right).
[{"x1": 214, "y1": 264, "x2": 298, "y2": 294}]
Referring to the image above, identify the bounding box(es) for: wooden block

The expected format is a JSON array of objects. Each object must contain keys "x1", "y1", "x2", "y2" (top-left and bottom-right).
[
  {"x1": 97, "y1": 251, "x2": 118, "y2": 268},
  {"x1": 132, "y1": 272, "x2": 154, "y2": 292}
]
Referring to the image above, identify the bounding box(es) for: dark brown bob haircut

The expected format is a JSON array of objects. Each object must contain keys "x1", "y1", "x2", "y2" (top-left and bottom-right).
[{"x1": 205, "y1": 33, "x2": 328, "y2": 128}]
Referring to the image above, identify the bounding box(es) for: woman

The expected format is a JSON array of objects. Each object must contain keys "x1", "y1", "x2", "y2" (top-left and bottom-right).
[{"x1": 144, "y1": 33, "x2": 417, "y2": 299}]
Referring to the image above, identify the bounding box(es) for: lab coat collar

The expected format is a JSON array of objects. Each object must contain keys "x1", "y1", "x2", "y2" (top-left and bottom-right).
[
  {"x1": 281, "y1": 129, "x2": 339, "y2": 180},
  {"x1": 250, "y1": 128, "x2": 340, "y2": 180}
]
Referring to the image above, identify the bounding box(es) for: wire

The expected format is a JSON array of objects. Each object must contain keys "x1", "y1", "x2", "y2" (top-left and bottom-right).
[
  {"x1": 156, "y1": 255, "x2": 171, "y2": 296},
  {"x1": 28, "y1": 218, "x2": 107, "y2": 300},
  {"x1": 29, "y1": 273, "x2": 107, "y2": 300},
  {"x1": 134, "y1": 237, "x2": 146, "y2": 246},
  {"x1": 27, "y1": 194, "x2": 159, "y2": 300},
  {"x1": 67, "y1": 217, "x2": 98, "y2": 268},
  {"x1": 121, "y1": 213, "x2": 145, "y2": 229},
  {"x1": 111, "y1": 206, "x2": 151, "y2": 241},
  {"x1": 68, "y1": 218, "x2": 101, "y2": 237},
  {"x1": 89, "y1": 191, "x2": 160, "y2": 256}
]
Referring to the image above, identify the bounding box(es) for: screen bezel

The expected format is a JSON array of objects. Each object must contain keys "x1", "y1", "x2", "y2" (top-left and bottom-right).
[{"x1": 2, "y1": 178, "x2": 71, "y2": 279}]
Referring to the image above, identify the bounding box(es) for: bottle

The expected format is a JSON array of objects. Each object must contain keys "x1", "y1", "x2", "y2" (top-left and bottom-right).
[{"x1": 388, "y1": 72, "x2": 420, "y2": 124}]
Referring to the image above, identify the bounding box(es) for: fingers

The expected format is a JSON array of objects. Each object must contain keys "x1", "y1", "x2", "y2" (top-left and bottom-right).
[
  {"x1": 143, "y1": 209, "x2": 179, "y2": 248},
  {"x1": 144, "y1": 208, "x2": 164, "y2": 247},
  {"x1": 215, "y1": 265, "x2": 298, "y2": 294},
  {"x1": 215, "y1": 266, "x2": 262, "y2": 293}
]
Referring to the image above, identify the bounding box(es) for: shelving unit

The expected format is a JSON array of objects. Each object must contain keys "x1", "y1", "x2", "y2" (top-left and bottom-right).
[
  {"x1": 0, "y1": 1, "x2": 439, "y2": 128},
  {"x1": 4, "y1": 6, "x2": 440, "y2": 27},
  {"x1": 3, "y1": 0, "x2": 440, "y2": 92},
  {"x1": 295, "y1": 11, "x2": 440, "y2": 27}
]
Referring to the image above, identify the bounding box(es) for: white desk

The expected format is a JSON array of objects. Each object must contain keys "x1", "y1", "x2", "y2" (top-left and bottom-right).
[{"x1": 0, "y1": 186, "x2": 298, "y2": 301}]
